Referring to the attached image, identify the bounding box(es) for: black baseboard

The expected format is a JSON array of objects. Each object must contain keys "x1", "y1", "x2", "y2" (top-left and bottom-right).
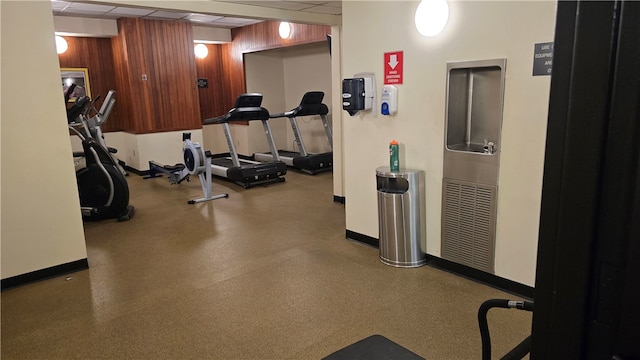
[
  {"x1": 345, "y1": 229, "x2": 534, "y2": 300},
  {"x1": 425, "y1": 255, "x2": 534, "y2": 300},
  {"x1": 1, "y1": 258, "x2": 89, "y2": 291},
  {"x1": 334, "y1": 196, "x2": 345, "y2": 204},
  {"x1": 346, "y1": 229, "x2": 378, "y2": 247}
]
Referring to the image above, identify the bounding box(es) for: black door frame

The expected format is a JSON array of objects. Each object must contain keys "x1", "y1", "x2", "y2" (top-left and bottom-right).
[{"x1": 532, "y1": 0, "x2": 640, "y2": 358}]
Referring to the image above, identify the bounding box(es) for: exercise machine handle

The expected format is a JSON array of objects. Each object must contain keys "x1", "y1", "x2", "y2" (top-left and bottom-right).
[
  {"x1": 64, "y1": 83, "x2": 77, "y2": 104},
  {"x1": 83, "y1": 94, "x2": 102, "y2": 118},
  {"x1": 478, "y1": 299, "x2": 534, "y2": 360}
]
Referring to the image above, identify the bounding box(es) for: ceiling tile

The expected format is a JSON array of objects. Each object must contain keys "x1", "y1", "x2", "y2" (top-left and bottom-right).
[
  {"x1": 225, "y1": 1, "x2": 271, "y2": 5},
  {"x1": 145, "y1": 10, "x2": 191, "y2": 20},
  {"x1": 51, "y1": 0, "x2": 341, "y2": 29},
  {"x1": 50, "y1": 1, "x2": 71, "y2": 11},
  {"x1": 285, "y1": 1, "x2": 326, "y2": 5},
  {"x1": 97, "y1": 13, "x2": 125, "y2": 19},
  {"x1": 108, "y1": 7, "x2": 156, "y2": 16},
  {"x1": 270, "y1": 2, "x2": 315, "y2": 11},
  {"x1": 66, "y1": 2, "x2": 115, "y2": 12},
  {"x1": 324, "y1": 1, "x2": 341, "y2": 8},
  {"x1": 59, "y1": 9, "x2": 112, "y2": 16},
  {"x1": 212, "y1": 17, "x2": 262, "y2": 25},
  {"x1": 304, "y1": 5, "x2": 341, "y2": 14},
  {"x1": 186, "y1": 13, "x2": 225, "y2": 22}
]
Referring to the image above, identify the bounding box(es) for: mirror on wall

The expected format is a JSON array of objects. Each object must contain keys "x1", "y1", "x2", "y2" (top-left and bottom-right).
[{"x1": 61, "y1": 67, "x2": 91, "y2": 102}]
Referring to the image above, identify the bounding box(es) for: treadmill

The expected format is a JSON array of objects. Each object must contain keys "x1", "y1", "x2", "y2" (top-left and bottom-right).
[
  {"x1": 203, "y1": 93, "x2": 287, "y2": 188},
  {"x1": 254, "y1": 91, "x2": 333, "y2": 174}
]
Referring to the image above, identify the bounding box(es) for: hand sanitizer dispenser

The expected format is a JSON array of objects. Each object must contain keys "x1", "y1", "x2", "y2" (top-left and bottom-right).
[{"x1": 381, "y1": 85, "x2": 397, "y2": 116}]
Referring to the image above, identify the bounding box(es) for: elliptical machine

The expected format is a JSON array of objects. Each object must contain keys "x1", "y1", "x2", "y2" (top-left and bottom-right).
[{"x1": 66, "y1": 85, "x2": 135, "y2": 221}]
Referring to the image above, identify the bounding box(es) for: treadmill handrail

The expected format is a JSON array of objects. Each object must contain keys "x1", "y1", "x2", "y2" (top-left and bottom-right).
[
  {"x1": 291, "y1": 103, "x2": 329, "y2": 117},
  {"x1": 203, "y1": 106, "x2": 270, "y2": 125},
  {"x1": 269, "y1": 91, "x2": 329, "y2": 119}
]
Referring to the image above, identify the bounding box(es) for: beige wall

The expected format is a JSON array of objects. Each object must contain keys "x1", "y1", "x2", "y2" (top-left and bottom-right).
[
  {"x1": 53, "y1": 16, "x2": 118, "y2": 37},
  {"x1": 330, "y1": 26, "x2": 343, "y2": 198},
  {"x1": 244, "y1": 51, "x2": 288, "y2": 154},
  {"x1": 342, "y1": 1, "x2": 556, "y2": 286},
  {"x1": 282, "y1": 43, "x2": 333, "y2": 154},
  {"x1": 1, "y1": 1, "x2": 87, "y2": 279},
  {"x1": 133, "y1": 130, "x2": 205, "y2": 170}
]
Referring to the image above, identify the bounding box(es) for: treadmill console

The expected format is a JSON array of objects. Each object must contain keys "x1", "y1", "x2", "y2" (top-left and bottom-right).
[{"x1": 235, "y1": 93, "x2": 263, "y2": 108}]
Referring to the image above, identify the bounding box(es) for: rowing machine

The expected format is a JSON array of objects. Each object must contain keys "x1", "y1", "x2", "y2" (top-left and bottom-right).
[{"x1": 145, "y1": 133, "x2": 228, "y2": 204}]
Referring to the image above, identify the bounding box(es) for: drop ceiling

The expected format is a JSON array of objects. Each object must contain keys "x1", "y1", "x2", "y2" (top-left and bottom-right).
[{"x1": 51, "y1": 0, "x2": 341, "y2": 29}]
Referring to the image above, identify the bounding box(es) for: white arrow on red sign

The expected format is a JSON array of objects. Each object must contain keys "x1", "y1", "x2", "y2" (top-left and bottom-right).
[{"x1": 388, "y1": 54, "x2": 399, "y2": 69}]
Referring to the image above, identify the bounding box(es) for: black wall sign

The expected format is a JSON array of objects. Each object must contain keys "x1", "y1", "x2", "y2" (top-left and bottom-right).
[
  {"x1": 197, "y1": 78, "x2": 208, "y2": 88},
  {"x1": 533, "y1": 42, "x2": 554, "y2": 76}
]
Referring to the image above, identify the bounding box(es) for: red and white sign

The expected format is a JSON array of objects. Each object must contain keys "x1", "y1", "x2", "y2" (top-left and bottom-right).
[{"x1": 384, "y1": 51, "x2": 403, "y2": 85}]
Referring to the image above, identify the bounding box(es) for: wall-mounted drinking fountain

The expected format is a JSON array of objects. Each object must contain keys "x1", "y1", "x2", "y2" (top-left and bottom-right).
[
  {"x1": 441, "y1": 58, "x2": 506, "y2": 274},
  {"x1": 446, "y1": 60, "x2": 505, "y2": 155}
]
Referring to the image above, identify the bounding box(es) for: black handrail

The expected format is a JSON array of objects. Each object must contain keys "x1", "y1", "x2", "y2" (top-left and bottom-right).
[{"x1": 478, "y1": 299, "x2": 534, "y2": 360}]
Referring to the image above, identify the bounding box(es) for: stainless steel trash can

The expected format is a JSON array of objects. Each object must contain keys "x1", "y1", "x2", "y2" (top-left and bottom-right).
[{"x1": 376, "y1": 167, "x2": 426, "y2": 268}]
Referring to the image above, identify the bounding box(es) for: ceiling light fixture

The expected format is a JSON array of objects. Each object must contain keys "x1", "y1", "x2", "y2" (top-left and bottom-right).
[
  {"x1": 55, "y1": 35, "x2": 68, "y2": 54},
  {"x1": 414, "y1": 0, "x2": 450, "y2": 37},
  {"x1": 194, "y1": 43, "x2": 208, "y2": 59},
  {"x1": 279, "y1": 22, "x2": 292, "y2": 39}
]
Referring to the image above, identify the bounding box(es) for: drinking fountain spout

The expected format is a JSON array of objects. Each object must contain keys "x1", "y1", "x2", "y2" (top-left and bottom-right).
[{"x1": 483, "y1": 140, "x2": 495, "y2": 154}]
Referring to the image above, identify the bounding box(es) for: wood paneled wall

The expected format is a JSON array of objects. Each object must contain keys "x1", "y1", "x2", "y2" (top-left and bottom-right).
[
  {"x1": 195, "y1": 44, "x2": 227, "y2": 119},
  {"x1": 58, "y1": 37, "x2": 121, "y2": 132},
  {"x1": 59, "y1": 20, "x2": 330, "y2": 134},
  {"x1": 233, "y1": 21, "x2": 331, "y2": 53},
  {"x1": 220, "y1": 21, "x2": 331, "y2": 109},
  {"x1": 111, "y1": 18, "x2": 201, "y2": 134}
]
